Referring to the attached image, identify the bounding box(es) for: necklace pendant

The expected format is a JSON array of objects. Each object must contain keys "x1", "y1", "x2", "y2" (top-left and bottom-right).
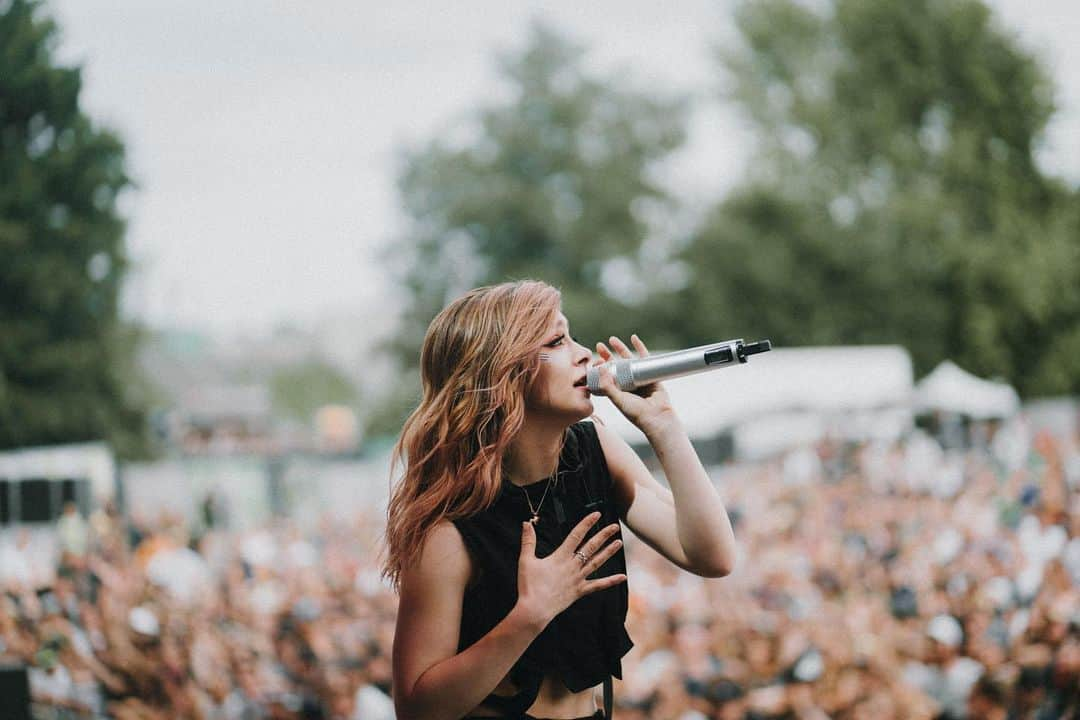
[{"x1": 529, "y1": 513, "x2": 539, "y2": 525}]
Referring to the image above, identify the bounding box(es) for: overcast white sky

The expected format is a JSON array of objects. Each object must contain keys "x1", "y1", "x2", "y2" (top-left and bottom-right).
[{"x1": 48, "y1": 1, "x2": 1080, "y2": 336}]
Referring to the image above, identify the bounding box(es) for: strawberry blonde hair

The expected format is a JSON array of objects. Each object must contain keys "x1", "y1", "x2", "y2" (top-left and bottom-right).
[{"x1": 380, "y1": 280, "x2": 562, "y2": 591}]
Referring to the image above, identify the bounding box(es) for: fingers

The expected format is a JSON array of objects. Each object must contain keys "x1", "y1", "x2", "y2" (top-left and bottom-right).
[
  {"x1": 559, "y1": 512, "x2": 602, "y2": 555},
  {"x1": 582, "y1": 573, "x2": 628, "y2": 596},
  {"x1": 578, "y1": 521, "x2": 621, "y2": 560},
  {"x1": 599, "y1": 334, "x2": 650, "y2": 361},
  {"x1": 520, "y1": 520, "x2": 536, "y2": 557},
  {"x1": 607, "y1": 336, "x2": 633, "y2": 359},
  {"x1": 581, "y1": 533, "x2": 623, "y2": 576},
  {"x1": 590, "y1": 363, "x2": 618, "y2": 398}
]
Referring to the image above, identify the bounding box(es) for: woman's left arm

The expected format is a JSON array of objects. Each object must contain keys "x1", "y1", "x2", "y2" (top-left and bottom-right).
[{"x1": 593, "y1": 335, "x2": 737, "y2": 578}]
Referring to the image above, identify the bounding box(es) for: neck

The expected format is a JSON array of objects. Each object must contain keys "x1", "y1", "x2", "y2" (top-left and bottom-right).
[{"x1": 504, "y1": 417, "x2": 565, "y2": 487}]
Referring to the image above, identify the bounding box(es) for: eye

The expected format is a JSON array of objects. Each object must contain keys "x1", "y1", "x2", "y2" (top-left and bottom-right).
[{"x1": 544, "y1": 334, "x2": 565, "y2": 348}]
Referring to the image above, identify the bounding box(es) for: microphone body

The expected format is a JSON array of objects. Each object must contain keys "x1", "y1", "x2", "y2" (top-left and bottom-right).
[{"x1": 586, "y1": 339, "x2": 771, "y2": 393}]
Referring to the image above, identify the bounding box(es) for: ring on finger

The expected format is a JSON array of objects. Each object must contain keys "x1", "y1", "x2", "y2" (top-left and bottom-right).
[{"x1": 573, "y1": 550, "x2": 589, "y2": 567}]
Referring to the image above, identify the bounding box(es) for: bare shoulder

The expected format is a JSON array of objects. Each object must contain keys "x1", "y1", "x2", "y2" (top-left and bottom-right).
[
  {"x1": 406, "y1": 519, "x2": 473, "y2": 589},
  {"x1": 590, "y1": 417, "x2": 636, "y2": 465},
  {"x1": 392, "y1": 519, "x2": 474, "y2": 712},
  {"x1": 589, "y1": 417, "x2": 624, "y2": 453},
  {"x1": 590, "y1": 419, "x2": 641, "y2": 513},
  {"x1": 591, "y1": 418, "x2": 673, "y2": 503}
]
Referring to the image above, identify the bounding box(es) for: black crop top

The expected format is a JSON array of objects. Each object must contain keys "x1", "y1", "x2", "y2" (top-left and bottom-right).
[{"x1": 452, "y1": 421, "x2": 634, "y2": 717}]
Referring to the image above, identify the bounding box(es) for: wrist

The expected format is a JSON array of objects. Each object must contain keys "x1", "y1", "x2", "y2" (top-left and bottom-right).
[
  {"x1": 510, "y1": 599, "x2": 550, "y2": 636},
  {"x1": 640, "y1": 409, "x2": 683, "y2": 442}
]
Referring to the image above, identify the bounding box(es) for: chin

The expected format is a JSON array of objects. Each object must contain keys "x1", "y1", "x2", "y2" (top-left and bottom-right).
[
  {"x1": 538, "y1": 402, "x2": 594, "y2": 427},
  {"x1": 527, "y1": 388, "x2": 594, "y2": 424},
  {"x1": 570, "y1": 397, "x2": 594, "y2": 422}
]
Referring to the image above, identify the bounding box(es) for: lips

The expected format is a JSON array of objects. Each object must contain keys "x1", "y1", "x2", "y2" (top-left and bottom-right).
[{"x1": 573, "y1": 376, "x2": 587, "y2": 387}]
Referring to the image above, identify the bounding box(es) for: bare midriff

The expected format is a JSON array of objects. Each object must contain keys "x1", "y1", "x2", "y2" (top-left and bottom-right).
[{"x1": 465, "y1": 673, "x2": 599, "y2": 718}]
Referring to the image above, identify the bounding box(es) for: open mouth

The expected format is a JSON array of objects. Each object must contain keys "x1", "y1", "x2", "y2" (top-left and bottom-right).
[{"x1": 573, "y1": 377, "x2": 587, "y2": 388}]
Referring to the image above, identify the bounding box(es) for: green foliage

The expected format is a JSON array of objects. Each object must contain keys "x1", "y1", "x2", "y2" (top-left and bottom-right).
[
  {"x1": 269, "y1": 360, "x2": 359, "y2": 423},
  {"x1": 387, "y1": 22, "x2": 688, "y2": 360},
  {"x1": 0, "y1": 0, "x2": 149, "y2": 455},
  {"x1": 680, "y1": 0, "x2": 1080, "y2": 396},
  {"x1": 381, "y1": 0, "x2": 1079, "y2": 427},
  {"x1": 374, "y1": 22, "x2": 691, "y2": 434}
]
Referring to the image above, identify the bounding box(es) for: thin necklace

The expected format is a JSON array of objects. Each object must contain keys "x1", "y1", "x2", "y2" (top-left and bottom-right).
[{"x1": 521, "y1": 476, "x2": 554, "y2": 525}]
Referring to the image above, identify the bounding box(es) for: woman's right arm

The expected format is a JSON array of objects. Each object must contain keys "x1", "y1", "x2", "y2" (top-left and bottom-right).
[
  {"x1": 391, "y1": 520, "x2": 543, "y2": 720},
  {"x1": 392, "y1": 514, "x2": 625, "y2": 720}
]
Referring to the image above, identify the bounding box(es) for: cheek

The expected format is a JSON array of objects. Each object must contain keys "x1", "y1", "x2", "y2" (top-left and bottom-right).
[{"x1": 525, "y1": 367, "x2": 559, "y2": 407}]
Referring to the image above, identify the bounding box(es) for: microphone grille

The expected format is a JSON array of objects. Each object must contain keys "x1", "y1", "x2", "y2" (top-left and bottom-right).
[
  {"x1": 614, "y1": 359, "x2": 635, "y2": 390},
  {"x1": 586, "y1": 360, "x2": 636, "y2": 393},
  {"x1": 586, "y1": 366, "x2": 603, "y2": 393}
]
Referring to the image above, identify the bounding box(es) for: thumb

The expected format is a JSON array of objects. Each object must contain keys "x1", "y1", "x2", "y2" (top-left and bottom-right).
[
  {"x1": 599, "y1": 364, "x2": 625, "y2": 402},
  {"x1": 520, "y1": 521, "x2": 536, "y2": 557},
  {"x1": 601, "y1": 365, "x2": 619, "y2": 393}
]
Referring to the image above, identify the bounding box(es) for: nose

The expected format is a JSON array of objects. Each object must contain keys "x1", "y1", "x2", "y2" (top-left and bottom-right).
[{"x1": 573, "y1": 339, "x2": 591, "y2": 366}]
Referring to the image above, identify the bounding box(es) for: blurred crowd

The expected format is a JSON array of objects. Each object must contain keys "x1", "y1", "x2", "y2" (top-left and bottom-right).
[
  {"x1": 616, "y1": 421, "x2": 1079, "y2": 720},
  {"x1": 1, "y1": 504, "x2": 397, "y2": 720},
  {"x1": 1, "y1": 416, "x2": 1078, "y2": 719}
]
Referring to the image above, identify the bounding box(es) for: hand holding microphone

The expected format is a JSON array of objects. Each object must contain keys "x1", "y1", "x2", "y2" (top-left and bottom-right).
[
  {"x1": 591, "y1": 334, "x2": 772, "y2": 434},
  {"x1": 592, "y1": 334, "x2": 676, "y2": 435},
  {"x1": 590, "y1": 336, "x2": 772, "y2": 393}
]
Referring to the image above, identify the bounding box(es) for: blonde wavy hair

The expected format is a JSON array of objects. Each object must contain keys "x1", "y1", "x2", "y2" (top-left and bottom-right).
[{"x1": 380, "y1": 280, "x2": 562, "y2": 591}]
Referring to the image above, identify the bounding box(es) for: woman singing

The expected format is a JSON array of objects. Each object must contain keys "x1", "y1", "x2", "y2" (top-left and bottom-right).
[{"x1": 382, "y1": 280, "x2": 736, "y2": 720}]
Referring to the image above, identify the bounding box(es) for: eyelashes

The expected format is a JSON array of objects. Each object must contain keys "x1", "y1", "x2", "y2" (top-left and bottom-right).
[
  {"x1": 544, "y1": 334, "x2": 566, "y2": 348},
  {"x1": 540, "y1": 335, "x2": 587, "y2": 358}
]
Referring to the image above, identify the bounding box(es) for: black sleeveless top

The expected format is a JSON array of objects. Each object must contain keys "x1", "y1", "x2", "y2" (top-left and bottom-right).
[{"x1": 452, "y1": 421, "x2": 634, "y2": 717}]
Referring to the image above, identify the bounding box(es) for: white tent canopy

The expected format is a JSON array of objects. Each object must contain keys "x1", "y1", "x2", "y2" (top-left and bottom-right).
[
  {"x1": 590, "y1": 345, "x2": 914, "y2": 455},
  {"x1": 913, "y1": 361, "x2": 1020, "y2": 419}
]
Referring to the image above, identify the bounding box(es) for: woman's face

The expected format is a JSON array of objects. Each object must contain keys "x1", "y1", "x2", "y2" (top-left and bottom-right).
[{"x1": 525, "y1": 312, "x2": 594, "y2": 422}]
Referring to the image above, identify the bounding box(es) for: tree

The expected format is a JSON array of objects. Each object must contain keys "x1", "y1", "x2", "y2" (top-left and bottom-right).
[
  {"x1": 373, "y1": 22, "x2": 688, "y2": 434},
  {"x1": 679, "y1": 0, "x2": 1080, "y2": 395},
  {"x1": 0, "y1": 0, "x2": 149, "y2": 455}
]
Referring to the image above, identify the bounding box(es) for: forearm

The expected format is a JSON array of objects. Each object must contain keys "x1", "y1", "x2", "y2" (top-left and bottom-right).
[
  {"x1": 644, "y1": 414, "x2": 737, "y2": 576},
  {"x1": 398, "y1": 603, "x2": 545, "y2": 720}
]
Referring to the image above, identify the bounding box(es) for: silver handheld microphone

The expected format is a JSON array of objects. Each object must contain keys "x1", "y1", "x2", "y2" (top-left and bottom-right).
[{"x1": 586, "y1": 339, "x2": 771, "y2": 393}]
